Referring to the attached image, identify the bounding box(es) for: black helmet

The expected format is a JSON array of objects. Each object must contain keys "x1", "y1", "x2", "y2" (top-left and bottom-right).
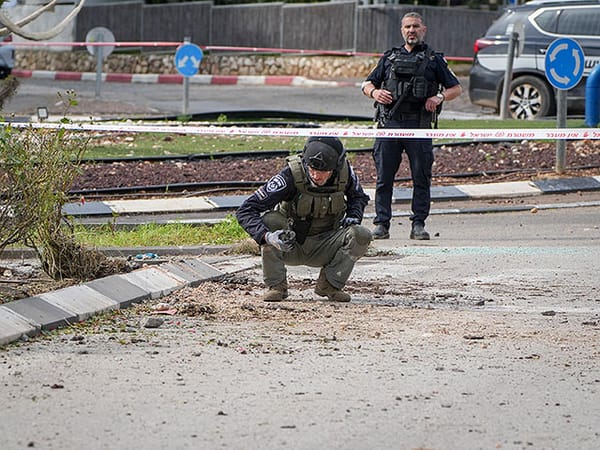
[{"x1": 302, "y1": 137, "x2": 345, "y2": 171}]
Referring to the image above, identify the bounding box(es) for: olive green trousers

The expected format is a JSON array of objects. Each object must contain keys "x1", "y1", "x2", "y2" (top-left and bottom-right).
[{"x1": 261, "y1": 223, "x2": 372, "y2": 290}]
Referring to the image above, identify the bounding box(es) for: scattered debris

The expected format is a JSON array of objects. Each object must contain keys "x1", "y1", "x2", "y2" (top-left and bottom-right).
[
  {"x1": 142, "y1": 317, "x2": 164, "y2": 328},
  {"x1": 463, "y1": 334, "x2": 485, "y2": 340}
]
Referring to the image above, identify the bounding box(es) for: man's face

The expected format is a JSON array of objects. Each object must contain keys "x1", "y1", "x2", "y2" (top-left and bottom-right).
[
  {"x1": 307, "y1": 166, "x2": 333, "y2": 186},
  {"x1": 401, "y1": 16, "x2": 426, "y2": 47}
]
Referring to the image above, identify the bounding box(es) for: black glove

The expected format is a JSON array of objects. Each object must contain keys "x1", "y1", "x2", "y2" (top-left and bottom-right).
[
  {"x1": 340, "y1": 217, "x2": 360, "y2": 228},
  {"x1": 264, "y1": 230, "x2": 295, "y2": 252}
]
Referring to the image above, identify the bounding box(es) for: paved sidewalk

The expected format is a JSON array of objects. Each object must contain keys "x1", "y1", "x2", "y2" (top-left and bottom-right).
[{"x1": 62, "y1": 176, "x2": 600, "y2": 223}]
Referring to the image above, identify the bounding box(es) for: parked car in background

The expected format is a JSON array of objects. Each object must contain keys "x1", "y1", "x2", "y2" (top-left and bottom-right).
[
  {"x1": 0, "y1": 33, "x2": 15, "y2": 79},
  {"x1": 469, "y1": 0, "x2": 600, "y2": 120}
]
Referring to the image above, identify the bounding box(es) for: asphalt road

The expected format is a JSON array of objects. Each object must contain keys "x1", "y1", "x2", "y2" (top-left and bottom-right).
[
  {"x1": 2, "y1": 76, "x2": 599, "y2": 450},
  {"x1": 1, "y1": 75, "x2": 491, "y2": 120},
  {"x1": 2, "y1": 206, "x2": 600, "y2": 449}
]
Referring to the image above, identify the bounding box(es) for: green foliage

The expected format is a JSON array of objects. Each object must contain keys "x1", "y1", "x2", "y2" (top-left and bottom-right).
[
  {"x1": 0, "y1": 122, "x2": 126, "y2": 281},
  {"x1": 0, "y1": 126, "x2": 80, "y2": 251},
  {"x1": 83, "y1": 132, "x2": 308, "y2": 159},
  {"x1": 75, "y1": 215, "x2": 248, "y2": 247}
]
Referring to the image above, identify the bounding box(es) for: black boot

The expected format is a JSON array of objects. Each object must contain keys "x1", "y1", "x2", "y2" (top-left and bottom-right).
[
  {"x1": 372, "y1": 224, "x2": 390, "y2": 240},
  {"x1": 410, "y1": 222, "x2": 430, "y2": 240}
]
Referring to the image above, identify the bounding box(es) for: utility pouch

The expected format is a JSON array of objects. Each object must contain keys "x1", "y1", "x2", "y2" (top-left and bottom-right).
[
  {"x1": 291, "y1": 218, "x2": 311, "y2": 245},
  {"x1": 419, "y1": 111, "x2": 432, "y2": 129},
  {"x1": 432, "y1": 102, "x2": 442, "y2": 129},
  {"x1": 374, "y1": 103, "x2": 390, "y2": 128},
  {"x1": 412, "y1": 77, "x2": 427, "y2": 99}
]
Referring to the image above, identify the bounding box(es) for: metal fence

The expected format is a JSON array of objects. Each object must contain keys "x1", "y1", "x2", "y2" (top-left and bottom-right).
[{"x1": 74, "y1": 1, "x2": 500, "y2": 57}]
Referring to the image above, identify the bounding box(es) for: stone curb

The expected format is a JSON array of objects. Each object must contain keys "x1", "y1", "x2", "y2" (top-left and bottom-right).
[
  {"x1": 12, "y1": 69, "x2": 358, "y2": 87},
  {"x1": 62, "y1": 176, "x2": 600, "y2": 219},
  {"x1": 0, "y1": 256, "x2": 246, "y2": 346}
]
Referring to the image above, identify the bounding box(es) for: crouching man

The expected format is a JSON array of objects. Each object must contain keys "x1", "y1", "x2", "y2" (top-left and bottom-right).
[{"x1": 236, "y1": 136, "x2": 372, "y2": 302}]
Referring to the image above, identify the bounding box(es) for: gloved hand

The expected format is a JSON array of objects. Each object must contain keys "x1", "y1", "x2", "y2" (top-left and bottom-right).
[
  {"x1": 340, "y1": 217, "x2": 360, "y2": 227},
  {"x1": 264, "y1": 230, "x2": 296, "y2": 252}
]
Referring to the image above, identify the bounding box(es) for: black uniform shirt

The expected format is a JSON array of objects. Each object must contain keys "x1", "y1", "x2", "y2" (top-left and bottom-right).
[
  {"x1": 236, "y1": 161, "x2": 370, "y2": 245},
  {"x1": 366, "y1": 43, "x2": 460, "y2": 91}
]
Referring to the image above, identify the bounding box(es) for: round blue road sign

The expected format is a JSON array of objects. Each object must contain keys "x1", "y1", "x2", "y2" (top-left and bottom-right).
[
  {"x1": 544, "y1": 38, "x2": 585, "y2": 90},
  {"x1": 175, "y1": 43, "x2": 204, "y2": 77}
]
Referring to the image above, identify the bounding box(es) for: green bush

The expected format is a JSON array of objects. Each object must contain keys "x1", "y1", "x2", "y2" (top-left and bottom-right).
[{"x1": 0, "y1": 124, "x2": 126, "y2": 280}]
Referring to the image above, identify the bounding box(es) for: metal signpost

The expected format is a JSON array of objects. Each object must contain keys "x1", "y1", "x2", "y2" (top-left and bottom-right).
[
  {"x1": 175, "y1": 39, "x2": 203, "y2": 116},
  {"x1": 500, "y1": 21, "x2": 524, "y2": 120},
  {"x1": 544, "y1": 38, "x2": 585, "y2": 173},
  {"x1": 85, "y1": 27, "x2": 116, "y2": 100}
]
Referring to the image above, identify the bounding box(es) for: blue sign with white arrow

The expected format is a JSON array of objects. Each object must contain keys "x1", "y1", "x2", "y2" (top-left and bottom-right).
[
  {"x1": 175, "y1": 43, "x2": 203, "y2": 77},
  {"x1": 544, "y1": 38, "x2": 585, "y2": 90}
]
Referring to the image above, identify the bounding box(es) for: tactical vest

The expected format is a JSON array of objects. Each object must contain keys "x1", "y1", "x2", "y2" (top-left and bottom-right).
[
  {"x1": 278, "y1": 155, "x2": 349, "y2": 237},
  {"x1": 383, "y1": 47, "x2": 439, "y2": 115}
]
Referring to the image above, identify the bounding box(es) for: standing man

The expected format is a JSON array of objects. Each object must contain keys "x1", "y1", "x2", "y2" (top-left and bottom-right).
[
  {"x1": 236, "y1": 136, "x2": 372, "y2": 303},
  {"x1": 361, "y1": 12, "x2": 462, "y2": 240}
]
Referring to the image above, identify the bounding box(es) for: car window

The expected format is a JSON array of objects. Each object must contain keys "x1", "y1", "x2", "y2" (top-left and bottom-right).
[
  {"x1": 556, "y1": 8, "x2": 600, "y2": 36},
  {"x1": 487, "y1": 11, "x2": 517, "y2": 36},
  {"x1": 486, "y1": 10, "x2": 528, "y2": 36},
  {"x1": 533, "y1": 10, "x2": 558, "y2": 33}
]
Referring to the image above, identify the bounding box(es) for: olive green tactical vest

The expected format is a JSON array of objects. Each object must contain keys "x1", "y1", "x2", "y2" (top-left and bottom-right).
[{"x1": 279, "y1": 155, "x2": 349, "y2": 236}]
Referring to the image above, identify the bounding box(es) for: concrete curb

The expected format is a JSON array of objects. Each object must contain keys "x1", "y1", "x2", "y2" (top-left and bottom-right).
[
  {"x1": 62, "y1": 176, "x2": 600, "y2": 220},
  {"x1": 0, "y1": 256, "x2": 245, "y2": 346},
  {"x1": 12, "y1": 69, "x2": 358, "y2": 87}
]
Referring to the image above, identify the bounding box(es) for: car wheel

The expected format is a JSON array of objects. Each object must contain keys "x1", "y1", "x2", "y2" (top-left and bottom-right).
[
  {"x1": 508, "y1": 76, "x2": 553, "y2": 120},
  {"x1": 0, "y1": 67, "x2": 11, "y2": 79}
]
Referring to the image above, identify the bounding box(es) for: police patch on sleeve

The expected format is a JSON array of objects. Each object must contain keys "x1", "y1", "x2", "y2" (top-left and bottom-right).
[{"x1": 266, "y1": 174, "x2": 287, "y2": 193}]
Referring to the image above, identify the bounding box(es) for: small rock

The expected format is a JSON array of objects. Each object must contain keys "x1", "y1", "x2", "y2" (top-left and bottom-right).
[
  {"x1": 142, "y1": 317, "x2": 164, "y2": 329},
  {"x1": 463, "y1": 334, "x2": 484, "y2": 340}
]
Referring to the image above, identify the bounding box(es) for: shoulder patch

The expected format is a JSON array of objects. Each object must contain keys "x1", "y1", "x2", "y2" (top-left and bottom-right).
[
  {"x1": 255, "y1": 186, "x2": 267, "y2": 200},
  {"x1": 266, "y1": 174, "x2": 287, "y2": 193}
]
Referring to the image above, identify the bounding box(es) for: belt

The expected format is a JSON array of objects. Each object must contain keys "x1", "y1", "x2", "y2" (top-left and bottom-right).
[{"x1": 392, "y1": 112, "x2": 419, "y2": 120}]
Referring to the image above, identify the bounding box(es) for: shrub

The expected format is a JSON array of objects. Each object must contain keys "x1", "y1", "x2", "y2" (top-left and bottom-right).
[{"x1": 0, "y1": 124, "x2": 126, "y2": 281}]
